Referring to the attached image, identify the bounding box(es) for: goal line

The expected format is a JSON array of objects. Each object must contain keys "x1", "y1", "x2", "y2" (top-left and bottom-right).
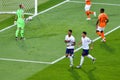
[{"x1": 68, "y1": 0, "x2": 120, "y2": 6}]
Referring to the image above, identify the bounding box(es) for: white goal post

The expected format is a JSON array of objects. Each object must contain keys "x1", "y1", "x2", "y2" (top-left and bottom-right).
[{"x1": 0, "y1": 0, "x2": 38, "y2": 15}]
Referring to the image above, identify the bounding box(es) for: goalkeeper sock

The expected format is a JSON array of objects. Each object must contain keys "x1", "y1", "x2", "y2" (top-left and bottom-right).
[
  {"x1": 20, "y1": 29, "x2": 24, "y2": 37},
  {"x1": 15, "y1": 29, "x2": 19, "y2": 37}
]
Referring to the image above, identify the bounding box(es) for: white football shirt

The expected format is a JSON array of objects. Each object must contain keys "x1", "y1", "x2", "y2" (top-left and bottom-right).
[
  {"x1": 65, "y1": 35, "x2": 75, "y2": 49},
  {"x1": 81, "y1": 36, "x2": 92, "y2": 50}
]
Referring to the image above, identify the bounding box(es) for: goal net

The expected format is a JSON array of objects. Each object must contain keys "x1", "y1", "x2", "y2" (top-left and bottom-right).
[{"x1": 0, "y1": 0, "x2": 38, "y2": 15}]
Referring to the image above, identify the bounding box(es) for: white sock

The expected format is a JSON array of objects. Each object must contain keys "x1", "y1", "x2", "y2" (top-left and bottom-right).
[
  {"x1": 87, "y1": 54, "x2": 94, "y2": 60},
  {"x1": 69, "y1": 56, "x2": 73, "y2": 65},
  {"x1": 80, "y1": 56, "x2": 84, "y2": 66}
]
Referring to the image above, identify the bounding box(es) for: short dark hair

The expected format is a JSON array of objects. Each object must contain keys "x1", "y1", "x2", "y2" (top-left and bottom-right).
[
  {"x1": 100, "y1": 8, "x2": 104, "y2": 12},
  {"x1": 68, "y1": 29, "x2": 72, "y2": 33},
  {"x1": 83, "y1": 31, "x2": 87, "y2": 35}
]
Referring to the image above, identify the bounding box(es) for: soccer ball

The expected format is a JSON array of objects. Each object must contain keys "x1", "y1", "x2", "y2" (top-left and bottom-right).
[{"x1": 27, "y1": 16, "x2": 33, "y2": 21}]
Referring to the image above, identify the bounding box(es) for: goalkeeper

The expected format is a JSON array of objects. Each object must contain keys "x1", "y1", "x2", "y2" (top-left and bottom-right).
[{"x1": 15, "y1": 4, "x2": 25, "y2": 40}]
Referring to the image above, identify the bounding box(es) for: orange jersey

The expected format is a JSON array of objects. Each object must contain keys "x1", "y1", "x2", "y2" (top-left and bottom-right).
[
  {"x1": 85, "y1": 0, "x2": 91, "y2": 5},
  {"x1": 98, "y1": 13, "x2": 108, "y2": 27}
]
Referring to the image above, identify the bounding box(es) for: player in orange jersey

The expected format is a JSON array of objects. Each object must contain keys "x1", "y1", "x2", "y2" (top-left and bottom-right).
[
  {"x1": 96, "y1": 8, "x2": 109, "y2": 42},
  {"x1": 85, "y1": 0, "x2": 96, "y2": 20}
]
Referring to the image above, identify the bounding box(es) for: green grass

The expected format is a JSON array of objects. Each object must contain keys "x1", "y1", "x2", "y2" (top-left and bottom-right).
[
  {"x1": 0, "y1": 14, "x2": 14, "y2": 29},
  {"x1": 0, "y1": 0, "x2": 64, "y2": 30},
  {"x1": 26, "y1": 28, "x2": 120, "y2": 80},
  {"x1": 0, "y1": 0, "x2": 120, "y2": 80}
]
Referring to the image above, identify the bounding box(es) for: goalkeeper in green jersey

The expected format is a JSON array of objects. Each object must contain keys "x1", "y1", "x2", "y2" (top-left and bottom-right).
[{"x1": 15, "y1": 4, "x2": 25, "y2": 40}]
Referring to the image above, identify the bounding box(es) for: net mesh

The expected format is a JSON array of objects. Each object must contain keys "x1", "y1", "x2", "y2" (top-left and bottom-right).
[{"x1": 0, "y1": 0, "x2": 35, "y2": 15}]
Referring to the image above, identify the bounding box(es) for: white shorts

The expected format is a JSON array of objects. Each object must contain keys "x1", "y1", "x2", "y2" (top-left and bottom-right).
[
  {"x1": 97, "y1": 26, "x2": 105, "y2": 32},
  {"x1": 85, "y1": 5, "x2": 91, "y2": 11}
]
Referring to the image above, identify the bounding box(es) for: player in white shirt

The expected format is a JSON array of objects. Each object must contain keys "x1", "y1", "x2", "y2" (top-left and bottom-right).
[
  {"x1": 65, "y1": 30, "x2": 76, "y2": 67},
  {"x1": 76, "y1": 31, "x2": 96, "y2": 68}
]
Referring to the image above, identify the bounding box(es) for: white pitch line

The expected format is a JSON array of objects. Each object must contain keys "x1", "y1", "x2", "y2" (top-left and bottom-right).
[
  {"x1": 2, "y1": 26, "x2": 119, "y2": 64},
  {"x1": 0, "y1": 58, "x2": 52, "y2": 64},
  {"x1": 0, "y1": 0, "x2": 68, "y2": 33},
  {"x1": 51, "y1": 26, "x2": 120, "y2": 64},
  {"x1": 68, "y1": 1, "x2": 120, "y2": 6},
  {"x1": 0, "y1": 0, "x2": 69, "y2": 64},
  {"x1": 0, "y1": 24, "x2": 16, "y2": 32},
  {"x1": 32, "y1": 0, "x2": 68, "y2": 17}
]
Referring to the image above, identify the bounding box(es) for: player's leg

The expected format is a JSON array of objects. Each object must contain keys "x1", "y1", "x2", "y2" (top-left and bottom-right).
[
  {"x1": 88, "y1": 5, "x2": 96, "y2": 17},
  {"x1": 87, "y1": 54, "x2": 94, "y2": 59},
  {"x1": 97, "y1": 27, "x2": 106, "y2": 42},
  {"x1": 86, "y1": 11, "x2": 91, "y2": 20},
  {"x1": 76, "y1": 49, "x2": 87, "y2": 68},
  {"x1": 20, "y1": 21, "x2": 25, "y2": 40},
  {"x1": 96, "y1": 26, "x2": 102, "y2": 36},
  {"x1": 78, "y1": 56, "x2": 84, "y2": 67},
  {"x1": 65, "y1": 49, "x2": 73, "y2": 67},
  {"x1": 86, "y1": 50, "x2": 96, "y2": 63},
  {"x1": 15, "y1": 22, "x2": 21, "y2": 40},
  {"x1": 87, "y1": 54, "x2": 96, "y2": 63},
  {"x1": 101, "y1": 28, "x2": 106, "y2": 42},
  {"x1": 69, "y1": 49, "x2": 74, "y2": 67},
  {"x1": 85, "y1": 5, "x2": 96, "y2": 20},
  {"x1": 85, "y1": 5, "x2": 91, "y2": 20},
  {"x1": 96, "y1": 31, "x2": 101, "y2": 36},
  {"x1": 65, "y1": 49, "x2": 69, "y2": 57},
  {"x1": 15, "y1": 27, "x2": 20, "y2": 40},
  {"x1": 89, "y1": 11, "x2": 96, "y2": 17},
  {"x1": 20, "y1": 27, "x2": 24, "y2": 38}
]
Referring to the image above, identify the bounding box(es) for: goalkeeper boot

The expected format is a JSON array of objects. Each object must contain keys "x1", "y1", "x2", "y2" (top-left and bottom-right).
[
  {"x1": 15, "y1": 37, "x2": 19, "y2": 41},
  {"x1": 20, "y1": 37, "x2": 25, "y2": 40}
]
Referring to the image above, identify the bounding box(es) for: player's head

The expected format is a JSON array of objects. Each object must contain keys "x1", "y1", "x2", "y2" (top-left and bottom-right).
[
  {"x1": 82, "y1": 31, "x2": 87, "y2": 37},
  {"x1": 100, "y1": 8, "x2": 104, "y2": 13},
  {"x1": 19, "y1": 4, "x2": 24, "y2": 9},
  {"x1": 68, "y1": 29, "x2": 72, "y2": 36}
]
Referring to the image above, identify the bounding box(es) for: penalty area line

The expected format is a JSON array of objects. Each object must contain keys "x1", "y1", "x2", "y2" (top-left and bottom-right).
[
  {"x1": 0, "y1": 58, "x2": 52, "y2": 64},
  {"x1": 51, "y1": 26, "x2": 120, "y2": 64}
]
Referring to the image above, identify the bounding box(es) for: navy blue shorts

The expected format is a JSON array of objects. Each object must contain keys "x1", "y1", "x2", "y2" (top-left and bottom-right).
[
  {"x1": 66, "y1": 49, "x2": 74, "y2": 55},
  {"x1": 82, "y1": 49, "x2": 89, "y2": 56}
]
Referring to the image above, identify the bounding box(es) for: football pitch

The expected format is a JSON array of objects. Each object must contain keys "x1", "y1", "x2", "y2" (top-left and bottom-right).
[{"x1": 0, "y1": 0, "x2": 120, "y2": 80}]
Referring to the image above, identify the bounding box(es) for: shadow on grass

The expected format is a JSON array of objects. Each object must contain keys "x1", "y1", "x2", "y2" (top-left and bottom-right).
[
  {"x1": 16, "y1": 40, "x2": 27, "y2": 51},
  {"x1": 68, "y1": 68, "x2": 82, "y2": 80},
  {"x1": 26, "y1": 33, "x2": 59, "y2": 39},
  {"x1": 81, "y1": 67, "x2": 97, "y2": 80},
  {"x1": 100, "y1": 43, "x2": 115, "y2": 53}
]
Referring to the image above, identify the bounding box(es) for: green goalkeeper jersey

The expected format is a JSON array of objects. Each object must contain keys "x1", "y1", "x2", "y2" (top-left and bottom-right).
[{"x1": 16, "y1": 9, "x2": 25, "y2": 27}]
